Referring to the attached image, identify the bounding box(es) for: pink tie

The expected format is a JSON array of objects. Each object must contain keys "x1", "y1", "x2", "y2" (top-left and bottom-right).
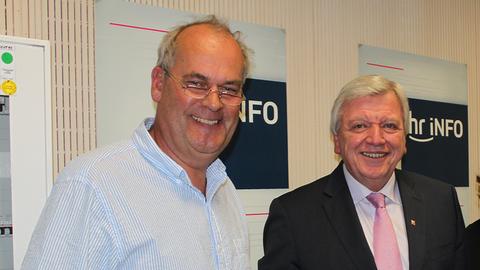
[{"x1": 367, "y1": 193, "x2": 403, "y2": 270}]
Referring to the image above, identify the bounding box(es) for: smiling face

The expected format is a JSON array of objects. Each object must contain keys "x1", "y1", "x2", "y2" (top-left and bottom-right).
[
  {"x1": 150, "y1": 24, "x2": 244, "y2": 170},
  {"x1": 333, "y1": 91, "x2": 407, "y2": 191}
]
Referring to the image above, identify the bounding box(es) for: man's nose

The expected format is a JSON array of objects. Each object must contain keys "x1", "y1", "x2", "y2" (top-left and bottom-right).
[
  {"x1": 202, "y1": 86, "x2": 223, "y2": 111},
  {"x1": 366, "y1": 125, "x2": 386, "y2": 144}
]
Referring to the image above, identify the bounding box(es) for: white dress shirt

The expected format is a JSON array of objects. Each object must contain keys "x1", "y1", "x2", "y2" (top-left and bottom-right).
[
  {"x1": 343, "y1": 165, "x2": 409, "y2": 270},
  {"x1": 22, "y1": 118, "x2": 250, "y2": 270}
]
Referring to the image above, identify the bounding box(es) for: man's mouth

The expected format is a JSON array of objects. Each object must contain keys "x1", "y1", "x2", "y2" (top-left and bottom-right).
[
  {"x1": 192, "y1": 115, "x2": 219, "y2": 125},
  {"x1": 361, "y1": 152, "x2": 386, "y2": 158}
]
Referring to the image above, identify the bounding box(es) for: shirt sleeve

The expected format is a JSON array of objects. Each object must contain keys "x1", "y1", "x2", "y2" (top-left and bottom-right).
[{"x1": 21, "y1": 176, "x2": 120, "y2": 270}]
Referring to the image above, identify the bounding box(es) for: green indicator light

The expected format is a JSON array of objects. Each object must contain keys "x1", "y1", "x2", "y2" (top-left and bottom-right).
[{"x1": 1, "y1": 52, "x2": 13, "y2": 64}]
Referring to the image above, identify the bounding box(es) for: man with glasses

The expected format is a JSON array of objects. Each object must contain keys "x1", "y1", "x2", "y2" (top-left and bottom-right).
[{"x1": 23, "y1": 15, "x2": 251, "y2": 270}]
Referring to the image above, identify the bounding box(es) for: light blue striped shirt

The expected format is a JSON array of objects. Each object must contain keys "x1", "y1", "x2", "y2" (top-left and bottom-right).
[{"x1": 22, "y1": 118, "x2": 250, "y2": 270}]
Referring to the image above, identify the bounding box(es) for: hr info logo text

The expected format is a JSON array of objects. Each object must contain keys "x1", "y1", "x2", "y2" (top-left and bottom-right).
[
  {"x1": 239, "y1": 99, "x2": 279, "y2": 125},
  {"x1": 408, "y1": 111, "x2": 464, "y2": 142}
]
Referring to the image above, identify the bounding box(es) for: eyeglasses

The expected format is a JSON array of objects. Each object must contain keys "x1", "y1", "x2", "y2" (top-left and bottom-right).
[{"x1": 164, "y1": 69, "x2": 244, "y2": 106}]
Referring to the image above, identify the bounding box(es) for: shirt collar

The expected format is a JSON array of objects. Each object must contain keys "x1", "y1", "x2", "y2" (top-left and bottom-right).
[
  {"x1": 343, "y1": 164, "x2": 401, "y2": 206},
  {"x1": 132, "y1": 118, "x2": 228, "y2": 198}
]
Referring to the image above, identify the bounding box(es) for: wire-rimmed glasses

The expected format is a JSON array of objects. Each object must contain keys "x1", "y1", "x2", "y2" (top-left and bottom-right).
[{"x1": 164, "y1": 69, "x2": 244, "y2": 106}]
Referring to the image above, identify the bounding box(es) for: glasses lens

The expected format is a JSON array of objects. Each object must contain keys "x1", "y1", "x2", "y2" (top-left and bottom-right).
[
  {"x1": 221, "y1": 92, "x2": 245, "y2": 106},
  {"x1": 183, "y1": 88, "x2": 208, "y2": 99},
  {"x1": 183, "y1": 88, "x2": 243, "y2": 106},
  {"x1": 166, "y1": 70, "x2": 243, "y2": 106}
]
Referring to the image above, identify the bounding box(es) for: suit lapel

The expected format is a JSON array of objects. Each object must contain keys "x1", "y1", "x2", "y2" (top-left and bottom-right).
[
  {"x1": 397, "y1": 170, "x2": 426, "y2": 270},
  {"x1": 322, "y1": 164, "x2": 377, "y2": 270}
]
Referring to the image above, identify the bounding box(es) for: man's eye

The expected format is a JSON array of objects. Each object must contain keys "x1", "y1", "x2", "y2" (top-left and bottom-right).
[
  {"x1": 383, "y1": 123, "x2": 398, "y2": 129},
  {"x1": 352, "y1": 123, "x2": 366, "y2": 129},
  {"x1": 348, "y1": 123, "x2": 368, "y2": 132},
  {"x1": 219, "y1": 86, "x2": 240, "y2": 96},
  {"x1": 185, "y1": 81, "x2": 208, "y2": 89},
  {"x1": 383, "y1": 122, "x2": 403, "y2": 133}
]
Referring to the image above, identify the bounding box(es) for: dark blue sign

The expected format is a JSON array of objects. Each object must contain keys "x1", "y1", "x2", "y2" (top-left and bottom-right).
[
  {"x1": 220, "y1": 78, "x2": 288, "y2": 189},
  {"x1": 402, "y1": 98, "x2": 468, "y2": 187}
]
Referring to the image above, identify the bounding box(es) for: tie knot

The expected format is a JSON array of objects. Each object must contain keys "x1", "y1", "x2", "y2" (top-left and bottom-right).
[{"x1": 367, "y1": 192, "x2": 385, "y2": 208}]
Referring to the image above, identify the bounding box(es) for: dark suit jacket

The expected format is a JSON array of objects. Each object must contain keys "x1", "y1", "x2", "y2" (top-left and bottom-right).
[
  {"x1": 465, "y1": 219, "x2": 480, "y2": 270},
  {"x1": 258, "y1": 163, "x2": 465, "y2": 270}
]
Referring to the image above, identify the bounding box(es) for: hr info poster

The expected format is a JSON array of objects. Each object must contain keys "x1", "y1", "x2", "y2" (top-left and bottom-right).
[{"x1": 359, "y1": 44, "x2": 469, "y2": 222}]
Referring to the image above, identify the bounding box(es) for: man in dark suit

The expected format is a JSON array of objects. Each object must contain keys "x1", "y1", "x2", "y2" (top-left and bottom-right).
[
  {"x1": 466, "y1": 218, "x2": 480, "y2": 270},
  {"x1": 259, "y1": 75, "x2": 465, "y2": 270}
]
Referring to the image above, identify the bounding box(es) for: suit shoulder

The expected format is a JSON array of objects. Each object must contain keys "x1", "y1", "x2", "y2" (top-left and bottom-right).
[
  {"x1": 397, "y1": 170, "x2": 460, "y2": 208},
  {"x1": 467, "y1": 219, "x2": 480, "y2": 234},
  {"x1": 397, "y1": 169, "x2": 454, "y2": 191}
]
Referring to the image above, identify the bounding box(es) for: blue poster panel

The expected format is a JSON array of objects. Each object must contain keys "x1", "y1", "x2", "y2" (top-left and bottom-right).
[
  {"x1": 220, "y1": 78, "x2": 288, "y2": 189},
  {"x1": 359, "y1": 44, "x2": 469, "y2": 187},
  {"x1": 403, "y1": 98, "x2": 468, "y2": 186}
]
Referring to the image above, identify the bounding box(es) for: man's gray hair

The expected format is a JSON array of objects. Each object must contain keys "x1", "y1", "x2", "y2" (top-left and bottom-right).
[
  {"x1": 330, "y1": 75, "x2": 410, "y2": 135},
  {"x1": 156, "y1": 15, "x2": 252, "y2": 81}
]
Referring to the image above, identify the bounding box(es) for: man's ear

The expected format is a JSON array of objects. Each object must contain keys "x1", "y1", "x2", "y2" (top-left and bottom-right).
[
  {"x1": 151, "y1": 66, "x2": 165, "y2": 102},
  {"x1": 333, "y1": 134, "x2": 341, "y2": 155}
]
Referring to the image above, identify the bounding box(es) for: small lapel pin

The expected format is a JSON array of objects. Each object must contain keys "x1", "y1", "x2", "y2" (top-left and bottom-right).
[{"x1": 410, "y1": 219, "x2": 416, "y2": 226}]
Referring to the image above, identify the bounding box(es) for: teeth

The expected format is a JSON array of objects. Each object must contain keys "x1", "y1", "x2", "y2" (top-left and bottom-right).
[
  {"x1": 362, "y1": 152, "x2": 386, "y2": 158},
  {"x1": 192, "y1": 115, "x2": 219, "y2": 125}
]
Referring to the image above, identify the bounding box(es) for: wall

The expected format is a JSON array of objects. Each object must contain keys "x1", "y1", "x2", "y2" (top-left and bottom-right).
[
  {"x1": 0, "y1": 0, "x2": 96, "y2": 176},
  {"x1": 1, "y1": 0, "x2": 479, "y2": 219}
]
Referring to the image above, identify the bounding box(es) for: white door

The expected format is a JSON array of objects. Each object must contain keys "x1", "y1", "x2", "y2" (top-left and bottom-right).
[{"x1": 0, "y1": 35, "x2": 52, "y2": 270}]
